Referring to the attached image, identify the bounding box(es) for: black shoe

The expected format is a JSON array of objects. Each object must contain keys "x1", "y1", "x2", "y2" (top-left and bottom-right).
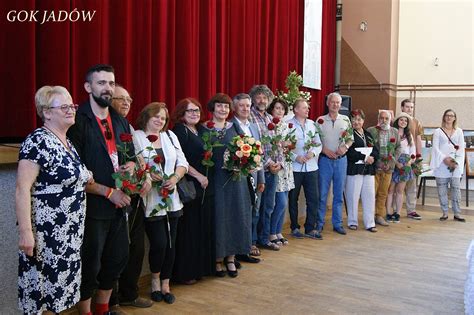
[
  {"x1": 215, "y1": 261, "x2": 226, "y2": 277},
  {"x1": 235, "y1": 254, "x2": 260, "y2": 263},
  {"x1": 163, "y1": 292, "x2": 176, "y2": 304},
  {"x1": 151, "y1": 291, "x2": 163, "y2": 302},
  {"x1": 234, "y1": 259, "x2": 242, "y2": 269},
  {"x1": 454, "y1": 215, "x2": 466, "y2": 222},
  {"x1": 225, "y1": 260, "x2": 238, "y2": 278}
]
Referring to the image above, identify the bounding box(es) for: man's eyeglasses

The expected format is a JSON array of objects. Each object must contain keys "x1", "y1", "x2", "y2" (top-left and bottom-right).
[
  {"x1": 49, "y1": 104, "x2": 79, "y2": 113},
  {"x1": 100, "y1": 119, "x2": 113, "y2": 140},
  {"x1": 185, "y1": 109, "x2": 201, "y2": 114},
  {"x1": 112, "y1": 96, "x2": 133, "y2": 104}
]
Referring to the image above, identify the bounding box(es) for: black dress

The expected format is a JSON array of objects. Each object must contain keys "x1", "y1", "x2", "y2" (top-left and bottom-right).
[{"x1": 172, "y1": 123, "x2": 215, "y2": 281}]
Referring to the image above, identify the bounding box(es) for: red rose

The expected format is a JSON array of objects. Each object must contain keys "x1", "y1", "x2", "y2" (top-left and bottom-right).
[
  {"x1": 272, "y1": 117, "x2": 280, "y2": 124},
  {"x1": 203, "y1": 150, "x2": 213, "y2": 160},
  {"x1": 240, "y1": 156, "x2": 248, "y2": 165},
  {"x1": 145, "y1": 163, "x2": 151, "y2": 171},
  {"x1": 454, "y1": 144, "x2": 460, "y2": 150},
  {"x1": 119, "y1": 133, "x2": 133, "y2": 142},
  {"x1": 256, "y1": 144, "x2": 260, "y2": 149},
  {"x1": 388, "y1": 155, "x2": 393, "y2": 160},
  {"x1": 416, "y1": 154, "x2": 422, "y2": 158},
  {"x1": 376, "y1": 125, "x2": 382, "y2": 130},
  {"x1": 136, "y1": 169, "x2": 145, "y2": 180},
  {"x1": 390, "y1": 137, "x2": 396, "y2": 143},
  {"x1": 317, "y1": 118, "x2": 324, "y2": 124},
  {"x1": 399, "y1": 169, "x2": 405, "y2": 175},
  {"x1": 206, "y1": 121, "x2": 215, "y2": 129},
  {"x1": 160, "y1": 187, "x2": 169, "y2": 198},
  {"x1": 288, "y1": 123, "x2": 294, "y2": 128},
  {"x1": 147, "y1": 134, "x2": 158, "y2": 143},
  {"x1": 232, "y1": 155, "x2": 239, "y2": 161},
  {"x1": 122, "y1": 180, "x2": 137, "y2": 192},
  {"x1": 368, "y1": 143, "x2": 373, "y2": 147},
  {"x1": 411, "y1": 154, "x2": 416, "y2": 159},
  {"x1": 341, "y1": 131, "x2": 347, "y2": 137},
  {"x1": 240, "y1": 134, "x2": 244, "y2": 138},
  {"x1": 154, "y1": 156, "x2": 163, "y2": 164},
  {"x1": 268, "y1": 123, "x2": 275, "y2": 130}
]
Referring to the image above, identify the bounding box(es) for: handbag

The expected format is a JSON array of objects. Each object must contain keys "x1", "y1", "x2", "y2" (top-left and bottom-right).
[{"x1": 166, "y1": 130, "x2": 197, "y2": 203}]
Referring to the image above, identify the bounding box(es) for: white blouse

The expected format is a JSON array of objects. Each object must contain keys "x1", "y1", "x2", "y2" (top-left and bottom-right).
[
  {"x1": 430, "y1": 127, "x2": 465, "y2": 178},
  {"x1": 133, "y1": 129, "x2": 189, "y2": 217}
]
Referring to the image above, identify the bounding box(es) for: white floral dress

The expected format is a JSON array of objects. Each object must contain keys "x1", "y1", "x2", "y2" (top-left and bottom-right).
[{"x1": 18, "y1": 128, "x2": 90, "y2": 314}]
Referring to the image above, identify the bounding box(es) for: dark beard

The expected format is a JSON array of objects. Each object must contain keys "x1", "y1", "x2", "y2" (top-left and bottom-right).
[{"x1": 93, "y1": 94, "x2": 111, "y2": 108}]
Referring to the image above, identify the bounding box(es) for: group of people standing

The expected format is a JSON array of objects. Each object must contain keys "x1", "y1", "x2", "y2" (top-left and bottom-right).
[{"x1": 15, "y1": 63, "x2": 466, "y2": 315}]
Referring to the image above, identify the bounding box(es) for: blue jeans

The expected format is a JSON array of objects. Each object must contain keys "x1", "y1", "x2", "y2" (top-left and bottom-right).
[
  {"x1": 252, "y1": 191, "x2": 262, "y2": 245},
  {"x1": 288, "y1": 170, "x2": 319, "y2": 233},
  {"x1": 317, "y1": 155, "x2": 347, "y2": 230},
  {"x1": 257, "y1": 172, "x2": 278, "y2": 245},
  {"x1": 270, "y1": 191, "x2": 288, "y2": 235}
]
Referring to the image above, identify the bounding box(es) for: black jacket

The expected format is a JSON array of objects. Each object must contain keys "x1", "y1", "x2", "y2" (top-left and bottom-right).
[
  {"x1": 67, "y1": 100, "x2": 134, "y2": 219},
  {"x1": 346, "y1": 129, "x2": 379, "y2": 176}
]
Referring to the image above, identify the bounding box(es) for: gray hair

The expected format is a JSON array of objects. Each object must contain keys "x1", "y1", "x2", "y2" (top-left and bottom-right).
[
  {"x1": 326, "y1": 92, "x2": 342, "y2": 105},
  {"x1": 232, "y1": 93, "x2": 251, "y2": 104},
  {"x1": 35, "y1": 85, "x2": 72, "y2": 122},
  {"x1": 248, "y1": 84, "x2": 274, "y2": 105},
  {"x1": 378, "y1": 110, "x2": 392, "y2": 124}
]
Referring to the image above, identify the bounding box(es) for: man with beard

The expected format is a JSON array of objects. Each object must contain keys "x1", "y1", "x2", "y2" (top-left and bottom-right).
[
  {"x1": 108, "y1": 85, "x2": 153, "y2": 313},
  {"x1": 68, "y1": 64, "x2": 146, "y2": 315},
  {"x1": 367, "y1": 110, "x2": 400, "y2": 226},
  {"x1": 248, "y1": 85, "x2": 282, "y2": 252}
]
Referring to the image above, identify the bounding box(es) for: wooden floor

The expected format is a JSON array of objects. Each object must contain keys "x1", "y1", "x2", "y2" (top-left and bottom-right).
[{"x1": 95, "y1": 209, "x2": 472, "y2": 315}]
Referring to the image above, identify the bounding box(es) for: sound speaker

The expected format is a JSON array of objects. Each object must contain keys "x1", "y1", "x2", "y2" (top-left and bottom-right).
[{"x1": 324, "y1": 94, "x2": 352, "y2": 117}]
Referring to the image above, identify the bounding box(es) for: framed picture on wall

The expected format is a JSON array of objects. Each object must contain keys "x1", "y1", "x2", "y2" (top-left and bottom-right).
[{"x1": 466, "y1": 148, "x2": 474, "y2": 177}]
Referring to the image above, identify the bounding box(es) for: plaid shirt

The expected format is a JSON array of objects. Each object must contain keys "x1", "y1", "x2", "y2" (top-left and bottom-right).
[{"x1": 249, "y1": 106, "x2": 275, "y2": 167}]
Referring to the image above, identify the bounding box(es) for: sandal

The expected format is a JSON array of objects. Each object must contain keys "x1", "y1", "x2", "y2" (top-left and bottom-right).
[
  {"x1": 215, "y1": 261, "x2": 225, "y2": 277},
  {"x1": 258, "y1": 242, "x2": 280, "y2": 251},
  {"x1": 279, "y1": 237, "x2": 289, "y2": 245},
  {"x1": 366, "y1": 227, "x2": 378, "y2": 233},
  {"x1": 250, "y1": 245, "x2": 261, "y2": 256},
  {"x1": 439, "y1": 214, "x2": 448, "y2": 221},
  {"x1": 270, "y1": 238, "x2": 283, "y2": 246},
  {"x1": 348, "y1": 225, "x2": 358, "y2": 230},
  {"x1": 224, "y1": 259, "x2": 238, "y2": 278}
]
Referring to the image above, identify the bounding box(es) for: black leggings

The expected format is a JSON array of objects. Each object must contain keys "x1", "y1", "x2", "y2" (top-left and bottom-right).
[{"x1": 145, "y1": 216, "x2": 179, "y2": 279}]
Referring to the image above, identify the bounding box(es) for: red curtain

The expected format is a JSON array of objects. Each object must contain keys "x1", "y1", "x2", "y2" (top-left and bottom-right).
[{"x1": 0, "y1": 0, "x2": 336, "y2": 139}]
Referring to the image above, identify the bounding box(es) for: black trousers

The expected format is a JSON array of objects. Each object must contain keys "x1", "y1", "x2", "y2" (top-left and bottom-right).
[
  {"x1": 145, "y1": 216, "x2": 179, "y2": 280},
  {"x1": 80, "y1": 213, "x2": 129, "y2": 300},
  {"x1": 110, "y1": 196, "x2": 145, "y2": 305}
]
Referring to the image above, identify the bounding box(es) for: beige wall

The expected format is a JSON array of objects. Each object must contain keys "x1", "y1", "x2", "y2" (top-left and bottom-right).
[{"x1": 397, "y1": 0, "x2": 474, "y2": 85}]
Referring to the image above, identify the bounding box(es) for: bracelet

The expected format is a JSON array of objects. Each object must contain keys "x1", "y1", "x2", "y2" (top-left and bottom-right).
[
  {"x1": 172, "y1": 173, "x2": 180, "y2": 181},
  {"x1": 106, "y1": 188, "x2": 114, "y2": 199}
]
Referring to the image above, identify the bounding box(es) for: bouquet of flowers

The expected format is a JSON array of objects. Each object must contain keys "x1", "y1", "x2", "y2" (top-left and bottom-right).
[
  {"x1": 398, "y1": 163, "x2": 414, "y2": 182},
  {"x1": 223, "y1": 134, "x2": 264, "y2": 181},
  {"x1": 261, "y1": 117, "x2": 296, "y2": 162},
  {"x1": 447, "y1": 144, "x2": 460, "y2": 172},
  {"x1": 276, "y1": 71, "x2": 311, "y2": 110},
  {"x1": 411, "y1": 153, "x2": 427, "y2": 176},
  {"x1": 339, "y1": 117, "x2": 353, "y2": 145},
  {"x1": 112, "y1": 133, "x2": 146, "y2": 196}
]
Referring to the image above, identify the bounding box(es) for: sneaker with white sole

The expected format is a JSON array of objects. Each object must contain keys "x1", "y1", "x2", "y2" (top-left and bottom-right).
[
  {"x1": 407, "y1": 211, "x2": 422, "y2": 220},
  {"x1": 291, "y1": 228, "x2": 305, "y2": 239}
]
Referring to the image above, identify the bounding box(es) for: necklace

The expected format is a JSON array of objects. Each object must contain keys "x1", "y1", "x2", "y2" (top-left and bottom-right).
[
  {"x1": 214, "y1": 121, "x2": 227, "y2": 140},
  {"x1": 43, "y1": 125, "x2": 71, "y2": 152},
  {"x1": 354, "y1": 129, "x2": 366, "y2": 146},
  {"x1": 185, "y1": 124, "x2": 198, "y2": 136}
]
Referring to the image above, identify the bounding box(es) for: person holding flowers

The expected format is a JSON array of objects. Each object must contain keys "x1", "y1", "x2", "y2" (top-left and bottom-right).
[
  {"x1": 345, "y1": 109, "x2": 379, "y2": 232},
  {"x1": 133, "y1": 102, "x2": 189, "y2": 304},
  {"x1": 385, "y1": 113, "x2": 416, "y2": 223},
  {"x1": 288, "y1": 98, "x2": 322, "y2": 239},
  {"x1": 170, "y1": 98, "x2": 216, "y2": 284},
  {"x1": 367, "y1": 110, "x2": 400, "y2": 227},
  {"x1": 230, "y1": 93, "x2": 266, "y2": 260},
  {"x1": 316, "y1": 92, "x2": 354, "y2": 236},
  {"x1": 207, "y1": 93, "x2": 255, "y2": 278},
  {"x1": 68, "y1": 64, "x2": 140, "y2": 315},
  {"x1": 266, "y1": 98, "x2": 296, "y2": 244},
  {"x1": 430, "y1": 109, "x2": 466, "y2": 222}
]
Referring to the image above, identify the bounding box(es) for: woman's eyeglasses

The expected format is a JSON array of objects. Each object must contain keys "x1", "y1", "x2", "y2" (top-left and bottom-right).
[
  {"x1": 185, "y1": 109, "x2": 201, "y2": 114},
  {"x1": 100, "y1": 119, "x2": 113, "y2": 140},
  {"x1": 49, "y1": 104, "x2": 79, "y2": 113}
]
